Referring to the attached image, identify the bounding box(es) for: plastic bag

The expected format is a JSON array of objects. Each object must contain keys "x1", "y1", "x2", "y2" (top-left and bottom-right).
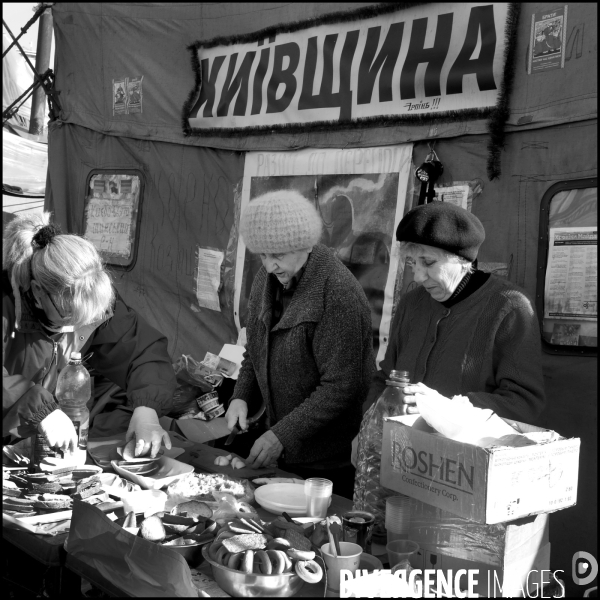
[
  {"x1": 173, "y1": 354, "x2": 223, "y2": 390},
  {"x1": 170, "y1": 354, "x2": 223, "y2": 417},
  {"x1": 67, "y1": 501, "x2": 198, "y2": 597}
]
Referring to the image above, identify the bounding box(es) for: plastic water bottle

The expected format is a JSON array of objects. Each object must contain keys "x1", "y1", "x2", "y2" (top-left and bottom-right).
[
  {"x1": 55, "y1": 352, "x2": 91, "y2": 450},
  {"x1": 353, "y1": 370, "x2": 411, "y2": 541}
]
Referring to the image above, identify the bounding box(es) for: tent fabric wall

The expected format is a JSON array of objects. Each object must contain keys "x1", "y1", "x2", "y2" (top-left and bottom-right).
[
  {"x1": 46, "y1": 121, "x2": 244, "y2": 361},
  {"x1": 50, "y1": 3, "x2": 597, "y2": 150},
  {"x1": 46, "y1": 119, "x2": 597, "y2": 359}
]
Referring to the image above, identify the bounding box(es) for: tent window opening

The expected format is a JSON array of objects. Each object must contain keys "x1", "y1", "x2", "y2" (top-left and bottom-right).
[
  {"x1": 83, "y1": 170, "x2": 144, "y2": 270},
  {"x1": 536, "y1": 179, "x2": 597, "y2": 355}
]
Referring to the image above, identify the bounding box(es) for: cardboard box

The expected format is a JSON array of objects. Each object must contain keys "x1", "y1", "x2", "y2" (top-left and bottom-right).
[
  {"x1": 381, "y1": 415, "x2": 580, "y2": 524},
  {"x1": 408, "y1": 498, "x2": 551, "y2": 597}
]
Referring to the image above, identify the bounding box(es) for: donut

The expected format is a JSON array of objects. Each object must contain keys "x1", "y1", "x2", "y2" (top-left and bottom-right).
[
  {"x1": 286, "y1": 548, "x2": 316, "y2": 562},
  {"x1": 242, "y1": 550, "x2": 255, "y2": 574},
  {"x1": 215, "y1": 545, "x2": 230, "y2": 566},
  {"x1": 208, "y1": 541, "x2": 223, "y2": 562},
  {"x1": 266, "y1": 537, "x2": 291, "y2": 551},
  {"x1": 227, "y1": 552, "x2": 244, "y2": 571},
  {"x1": 266, "y1": 549, "x2": 286, "y2": 574},
  {"x1": 281, "y1": 552, "x2": 293, "y2": 572},
  {"x1": 295, "y1": 559, "x2": 323, "y2": 584},
  {"x1": 255, "y1": 550, "x2": 272, "y2": 575}
]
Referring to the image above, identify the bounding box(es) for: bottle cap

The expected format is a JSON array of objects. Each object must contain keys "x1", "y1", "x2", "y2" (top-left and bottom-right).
[
  {"x1": 389, "y1": 370, "x2": 410, "y2": 380},
  {"x1": 70, "y1": 352, "x2": 82, "y2": 360}
]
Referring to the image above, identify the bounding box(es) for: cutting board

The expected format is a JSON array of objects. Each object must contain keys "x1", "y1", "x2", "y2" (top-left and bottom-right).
[{"x1": 185, "y1": 444, "x2": 294, "y2": 480}]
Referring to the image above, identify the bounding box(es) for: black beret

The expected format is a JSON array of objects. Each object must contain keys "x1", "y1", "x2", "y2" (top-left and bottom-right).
[{"x1": 396, "y1": 202, "x2": 485, "y2": 261}]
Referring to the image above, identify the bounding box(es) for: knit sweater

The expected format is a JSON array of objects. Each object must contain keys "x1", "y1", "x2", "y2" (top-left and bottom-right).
[
  {"x1": 233, "y1": 244, "x2": 376, "y2": 465},
  {"x1": 364, "y1": 275, "x2": 546, "y2": 423}
]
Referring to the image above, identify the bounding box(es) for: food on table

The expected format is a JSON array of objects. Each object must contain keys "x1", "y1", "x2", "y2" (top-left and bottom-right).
[
  {"x1": 213, "y1": 454, "x2": 232, "y2": 467},
  {"x1": 170, "y1": 500, "x2": 213, "y2": 520},
  {"x1": 2, "y1": 468, "x2": 116, "y2": 520},
  {"x1": 29, "y1": 481, "x2": 62, "y2": 494},
  {"x1": 123, "y1": 511, "x2": 137, "y2": 528},
  {"x1": 230, "y1": 457, "x2": 245, "y2": 470},
  {"x1": 140, "y1": 514, "x2": 167, "y2": 542},
  {"x1": 222, "y1": 533, "x2": 268, "y2": 553},
  {"x1": 122, "y1": 439, "x2": 142, "y2": 461},
  {"x1": 295, "y1": 559, "x2": 323, "y2": 584},
  {"x1": 204, "y1": 515, "x2": 324, "y2": 584},
  {"x1": 33, "y1": 494, "x2": 73, "y2": 511},
  {"x1": 167, "y1": 472, "x2": 254, "y2": 503}
]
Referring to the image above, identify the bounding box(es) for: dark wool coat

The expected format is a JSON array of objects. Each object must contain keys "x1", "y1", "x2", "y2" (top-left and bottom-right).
[
  {"x1": 3, "y1": 270, "x2": 175, "y2": 441},
  {"x1": 364, "y1": 275, "x2": 546, "y2": 423},
  {"x1": 233, "y1": 244, "x2": 375, "y2": 466}
]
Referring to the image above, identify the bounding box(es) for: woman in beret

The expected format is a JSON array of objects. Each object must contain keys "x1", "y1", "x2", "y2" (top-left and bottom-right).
[
  {"x1": 362, "y1": 201, "x2": 546, "y2": 423},
  {"x1": 225, "y1": 190, "x2": 375, "y2": 498}
]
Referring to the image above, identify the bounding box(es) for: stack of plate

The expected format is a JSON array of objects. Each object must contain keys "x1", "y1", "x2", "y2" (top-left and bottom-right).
[
  {"x1": 254, "y1": 483, "x2": 330, "y2": 516},
  {"x1": 115, "y1": 446, "x2": 164, "y2": 476}
]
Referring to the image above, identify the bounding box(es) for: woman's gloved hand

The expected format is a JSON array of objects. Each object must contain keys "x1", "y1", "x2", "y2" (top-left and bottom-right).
[
  {"x1": 225, "y1": 398, "x2": 249, "y2": 431},
  {"x1": 126, "y1": 406, "x2": 172, "y2": 458},
  {"x1": 38, "y1": 409, "x2": 78, "y2": 454}
]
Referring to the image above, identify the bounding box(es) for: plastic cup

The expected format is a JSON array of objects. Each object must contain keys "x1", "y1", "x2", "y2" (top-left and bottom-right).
[
  {"x1": 321, "y1": 541, "x2": 362, "y2": 594},
  {"x1": 386, "y1": 539, "x2": 419, "y2": 570},
  {"x1": 304, "y1": 478, "x2": 333, "y2": 518},
  {"x1": 385, "y1": 495, "x2": 411, "y2": 541}
]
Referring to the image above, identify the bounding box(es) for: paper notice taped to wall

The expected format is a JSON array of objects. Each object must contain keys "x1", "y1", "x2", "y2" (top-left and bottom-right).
[
  {"x1": 544, "y1": 227, "x2": 597, "y2": 320},
  {"x1": 195, "y1": 247, "x2": 224, "y2": 312},
  {"x1": 435, "y1": 185, "x2": 469, "y2": 210}
]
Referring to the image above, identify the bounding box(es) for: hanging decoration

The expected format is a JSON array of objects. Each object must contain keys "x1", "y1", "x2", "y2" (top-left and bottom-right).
[{"x1": 415, "y1": 146, "x2": 444, "y2": 205}]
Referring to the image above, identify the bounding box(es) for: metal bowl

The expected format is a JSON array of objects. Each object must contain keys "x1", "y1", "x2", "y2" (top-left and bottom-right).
[
  {"x1": 164, "y1": 538, "x2": 206, "y2": 568},
  {"x1": 201, "y1": 546, "x2": 303, "y2": 597}
]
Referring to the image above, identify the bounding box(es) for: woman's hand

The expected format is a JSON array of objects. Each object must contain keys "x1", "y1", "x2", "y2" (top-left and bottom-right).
[
  {"x1": 245, "y1": 430, "x2": 283, "y2": 469},
  {"x1": 225, "y1": 399, "x2": 249, "y2": 431},
  {"x1": 126, "y1": 406, "x2": 172, "y2": 458},
  {"x1": 38, "y1": 409, "x2": 78, "y2": 454},
  {"x1": 402, "y1": 382, "x2": 451, "y2": 414}
]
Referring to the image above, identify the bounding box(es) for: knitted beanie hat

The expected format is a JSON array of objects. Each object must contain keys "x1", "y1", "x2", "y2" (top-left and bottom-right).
[
  {"x1": 396, "y1": 201, "x2": 485, "y2": 261},
  {"x1": 240, "y1": 190, "x2": 322, "y2": 254}
]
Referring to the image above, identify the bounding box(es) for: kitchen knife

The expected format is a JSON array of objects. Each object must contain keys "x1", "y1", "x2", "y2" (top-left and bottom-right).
[{"x1": 224, "y1": 401, "x2": 266, "y2": 446}]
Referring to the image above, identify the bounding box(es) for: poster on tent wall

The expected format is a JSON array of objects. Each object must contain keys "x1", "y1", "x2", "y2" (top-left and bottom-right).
[
  {"x1": 233, "y1": 144, "x2": 412, "y2": 365},
  {"x1": 184, "y1": 3, "x2": 514, "y2": 134}
]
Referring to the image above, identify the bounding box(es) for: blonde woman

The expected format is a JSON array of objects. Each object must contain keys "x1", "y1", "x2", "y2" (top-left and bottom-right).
[{"x1": 3, "y1": 212, "x2": 175, "y2": 457}]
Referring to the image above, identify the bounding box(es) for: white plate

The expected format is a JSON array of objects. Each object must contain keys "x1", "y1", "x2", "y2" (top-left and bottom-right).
[
  {"x1": 111, "y1": 456, "x2": 193, "y2": 491},
  {"x1": 254, "y1": 483, "x2": 331, "y2": 516}
]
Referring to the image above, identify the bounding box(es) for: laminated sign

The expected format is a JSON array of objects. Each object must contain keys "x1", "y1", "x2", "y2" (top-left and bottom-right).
[{"x1": 184, "y1": 3, "x2": 513, "y2": 134}]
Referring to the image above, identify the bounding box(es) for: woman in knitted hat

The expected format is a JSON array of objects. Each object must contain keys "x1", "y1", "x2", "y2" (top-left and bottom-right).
[
  {"x1": 225, "y1": 190, "x2": 375, "y2": 498},
  {"x1": 3, "y1": 212, "x2": 175, "y2": 459},
  {"x1": 361, "y1": 201, "x2": 546, "y2": 423}
]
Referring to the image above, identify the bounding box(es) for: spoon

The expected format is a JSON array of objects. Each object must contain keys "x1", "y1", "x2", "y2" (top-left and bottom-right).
[{"x1": 329, "y1": 520, "x2": 342, "y2": 556}]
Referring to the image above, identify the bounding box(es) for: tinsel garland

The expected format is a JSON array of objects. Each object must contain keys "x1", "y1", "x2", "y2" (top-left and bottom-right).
[
  {"x1": 486, "y1": 2, "x2": 520, "y2": 180},
  {"x1": 182, "y1": 2, "x2": 520, "y2": 182}
]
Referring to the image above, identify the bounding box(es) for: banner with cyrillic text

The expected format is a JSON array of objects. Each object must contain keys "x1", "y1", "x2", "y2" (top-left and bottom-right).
[{"x1": 185, "y1": 3, "x2": 511, "y2": 133}]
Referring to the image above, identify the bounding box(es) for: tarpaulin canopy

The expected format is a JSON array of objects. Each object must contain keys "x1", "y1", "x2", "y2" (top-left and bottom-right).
[{"x1": 49, "y1": 3, "x2": 596, "y2": 151}]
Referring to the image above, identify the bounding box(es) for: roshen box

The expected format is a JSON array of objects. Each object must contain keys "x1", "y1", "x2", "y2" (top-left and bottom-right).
[
  {"x1": 380, "y1": 415, "x2": 580, "y2": 524},
  {"x1": 408, "y1": 498, "x2": 551, "y2": 598}
]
